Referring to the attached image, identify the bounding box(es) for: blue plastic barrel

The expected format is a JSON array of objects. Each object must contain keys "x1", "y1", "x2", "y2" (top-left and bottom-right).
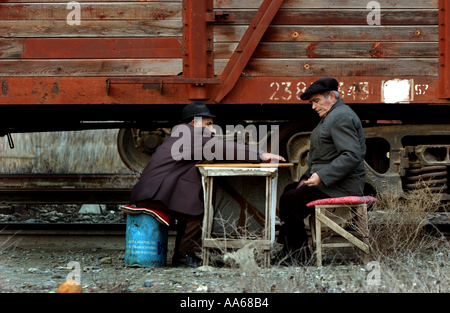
[{"x1": 124, "y1": 214, "x2": 168, "y2": 267}]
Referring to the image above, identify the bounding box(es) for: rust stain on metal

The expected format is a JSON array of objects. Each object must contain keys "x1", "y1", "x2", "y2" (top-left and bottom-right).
[
  {"x1": 370, "y1": 42, "x2": 386, "y2": 58},
  {"x1": 415, "y1": 29, "x2": 421, "y2": 36},
  {"x1": 306, "y1": 43, "x2": 318, "y2": 58},
  {"x1": 153, "y1": 11, "x2": 169, "y2": 20},
  {"x1": 52, "y1": 81, "x2": 59, "y2": 95},
  {"x1": 1, "y1": 79, "x2": 7, "y2": 96}
]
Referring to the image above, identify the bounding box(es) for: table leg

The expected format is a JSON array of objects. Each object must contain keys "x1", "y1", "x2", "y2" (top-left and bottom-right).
[
  {"x1": 315, "y1": 206, "x2": 322, "y2": 267},
  {"x1": 202, "y1": 176, "x2": 214, "y2": 266}
]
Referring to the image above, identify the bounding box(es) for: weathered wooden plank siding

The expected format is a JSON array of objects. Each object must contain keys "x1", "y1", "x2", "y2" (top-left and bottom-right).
[
  {"x1": 225, "y1": 9, "x2": 438, "y2": 25},
  {"x1": 0, "y1": 58, "x2": 438, "y2": 77},
  {"x1": 215, "y1": 42, "x2": 439, "y2": 59},
  {"x1": 0, "y1": 59, "x2": 183, "y2": 76},
  {"x1": 0, "y1": 3, "x2": 183, "y2": 20},
  {"x1": 241, "y1": 59, "x2": 438, "y2": 77},
  {"x1": 2, "y1": 40, "x2": 437, "y2": 60},
  {"x1": 0, "y1": 1, "x2": 184, "y2": 78},
  {"x1": 0, "y1": 5, "x2": 438, "y2": 25},
  {"x1": 2, "y1": 0, "x2": 428, "y2": 8},
  {"x1": 215, "y1": 26, "x2": 438, "y2": 42},
  {"x1": 0, "y1": 0, "x2": 440, "y2": 102},
  {"x1": 214, "y1": 0, "x2": 438, "y2": 9},
  {"x1": 0, "y1": 38, "x2": 183, "y2": 59},
  {"x1": 213, "y1": 0, "x2": 439, "y2": 80},
  {"x1": 0, "y1": 20, "x2": 183, "y2": 37}
]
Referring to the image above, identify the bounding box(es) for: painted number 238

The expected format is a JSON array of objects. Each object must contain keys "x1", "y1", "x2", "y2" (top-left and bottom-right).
[{"x1": 270, "y1": 82, "x2": 307, "y2": 101}]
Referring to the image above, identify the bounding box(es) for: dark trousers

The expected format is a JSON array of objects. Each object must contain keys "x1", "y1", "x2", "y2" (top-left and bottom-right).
[
  {"x1": 277, "y1": 182, "x2": 329, "y2": 255},
  {"x1": 136, "y1": 200, "x2": 203, "y2": 253}
]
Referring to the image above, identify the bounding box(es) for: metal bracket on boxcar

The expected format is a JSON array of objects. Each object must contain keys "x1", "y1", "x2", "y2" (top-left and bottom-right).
[
  {"x1": 106, "y1": 77, "x2": 220, "y2": 96},
  {"x1": 6, "y1": 133, "x2": 14, "y2": 149}
]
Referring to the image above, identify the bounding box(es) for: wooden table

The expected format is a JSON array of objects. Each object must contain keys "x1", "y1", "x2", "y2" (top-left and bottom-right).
[{"x1": 196, "y1": 163, "x2": 293, "y2": 267}]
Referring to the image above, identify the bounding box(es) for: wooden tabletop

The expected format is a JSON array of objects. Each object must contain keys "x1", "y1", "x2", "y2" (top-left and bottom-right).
[{"x1": 196, "y1": 163, "x2": 294, "y2": 168}]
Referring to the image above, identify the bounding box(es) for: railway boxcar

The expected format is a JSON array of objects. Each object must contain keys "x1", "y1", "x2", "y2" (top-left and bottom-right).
[{"x1": 1, "y1": 0, "x2": 450, "y2": 199}]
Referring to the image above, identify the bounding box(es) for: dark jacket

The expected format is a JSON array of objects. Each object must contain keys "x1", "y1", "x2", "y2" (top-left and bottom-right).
[
  {"x1": 129, "y1": 124, "x2": 262, "y2": 216},
  {"x1": 303, "y1": 99, "x2": 366, "y2": 197}
]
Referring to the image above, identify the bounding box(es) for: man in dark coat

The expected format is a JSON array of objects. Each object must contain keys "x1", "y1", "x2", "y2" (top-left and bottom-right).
[
  {"x1": 276, "y1": 78, "x2": 366, "y2": 265},
  {"x1": 130, "y1": 102, "x2": 285, "y2": 267}
]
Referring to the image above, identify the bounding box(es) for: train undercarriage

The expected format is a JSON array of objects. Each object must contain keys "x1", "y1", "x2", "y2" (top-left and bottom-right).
[{"x1": 1, "y1": 103, "x2": 450, "y2": 200}]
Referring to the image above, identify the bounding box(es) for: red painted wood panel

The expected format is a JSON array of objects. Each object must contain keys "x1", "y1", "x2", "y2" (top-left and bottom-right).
[{"x1": 21, "y1": 38, "x2": 182, "y2": 59}]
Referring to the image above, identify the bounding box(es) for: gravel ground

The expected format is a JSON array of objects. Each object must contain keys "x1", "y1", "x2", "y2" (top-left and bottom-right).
[
  {"x1": 0, "y1": 244, "x2": 373, "y2": 294},
  {"x1": 1, "y1": 204, "x2": 450, "y2": 294},
  {"x1": 0, "y1": 204, "x2": 125, "y2": 224},
  {"x1": 1, "y1": 243, "x2": 449, "y2": 294},
  {"x1": 0, "y1": 204, "x2": 369, "y2": 294}
]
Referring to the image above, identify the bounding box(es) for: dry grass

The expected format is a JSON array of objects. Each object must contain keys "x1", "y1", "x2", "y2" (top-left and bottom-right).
[
  {"x1": 359, "y1": 181, "x2": 450, "y2": 292},
  {"x1": 210, "y1": 180, "x2": 450, "y2": 293},
  {"x1": 369, "y1": 181, "x2": 448, "y2": 260}
]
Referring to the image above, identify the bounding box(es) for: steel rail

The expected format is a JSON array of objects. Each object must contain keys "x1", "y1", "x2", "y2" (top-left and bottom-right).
[{"x1": 0, "y1": 174, "x2": 138, "y2": 204}]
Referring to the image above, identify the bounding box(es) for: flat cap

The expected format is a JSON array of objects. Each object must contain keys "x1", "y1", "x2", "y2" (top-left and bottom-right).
[{"x1": 300, "y1": 78, "x2": 339, "y2": 100}]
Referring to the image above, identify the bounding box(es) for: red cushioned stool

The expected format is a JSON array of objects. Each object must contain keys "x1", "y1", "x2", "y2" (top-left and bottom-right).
[{"x1": 306, "y1": 196, "x2": 377, "y2": 267}]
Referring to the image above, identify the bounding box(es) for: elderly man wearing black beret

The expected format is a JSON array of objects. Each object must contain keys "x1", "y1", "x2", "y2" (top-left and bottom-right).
[{"x1": 276, "y1": 78, "x2": 366, "y2": 266}]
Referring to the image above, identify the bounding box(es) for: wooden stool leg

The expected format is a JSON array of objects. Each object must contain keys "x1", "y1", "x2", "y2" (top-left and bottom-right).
[
  {"x1": 356, "y1": 204, "x2": 370, "y2": 265},
  {"x1": 315, "y1": 206, "x2": 322, "y2": 267}
]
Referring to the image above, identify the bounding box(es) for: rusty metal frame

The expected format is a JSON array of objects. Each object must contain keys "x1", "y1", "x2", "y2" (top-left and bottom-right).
[
  {"x1": 106, "y1": 77, "x2": 220, "y2": 96},
  {"x1": 439, "y1": 0, "x2": 450, "y2": 99},
  {"x1": 182, "y1": 0, "x2": 214, "y2": 100},
  {"x1": 212, "y1": 0, "x2": 285, "y2": 103},
  {"x1": 1, "y1": 75, "x2": 442, "y2": 105}
]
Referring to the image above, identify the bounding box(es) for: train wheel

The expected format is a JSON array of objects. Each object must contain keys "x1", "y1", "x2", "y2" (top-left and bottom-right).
[
  {"x1": 117, "y1": 128, "x2": 150, "y2": 172},
  {"x1": 117, "y1": 127, "x2": 171, "y2": 172}
]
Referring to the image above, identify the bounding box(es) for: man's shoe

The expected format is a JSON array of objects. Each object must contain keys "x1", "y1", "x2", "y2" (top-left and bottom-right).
[{"x1": 172, "y1": 252, "x2": 203, "y2": 268}]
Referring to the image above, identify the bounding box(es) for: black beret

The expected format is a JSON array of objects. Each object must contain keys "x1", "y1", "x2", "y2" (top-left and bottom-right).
[{"x1": 300, "y1": 78, "x2": 339, "y2": 100}]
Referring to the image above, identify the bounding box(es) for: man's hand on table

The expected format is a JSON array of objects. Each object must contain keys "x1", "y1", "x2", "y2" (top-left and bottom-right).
[{"x1": 261, "y1": 153, "x2": 286, "y2": 163}]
